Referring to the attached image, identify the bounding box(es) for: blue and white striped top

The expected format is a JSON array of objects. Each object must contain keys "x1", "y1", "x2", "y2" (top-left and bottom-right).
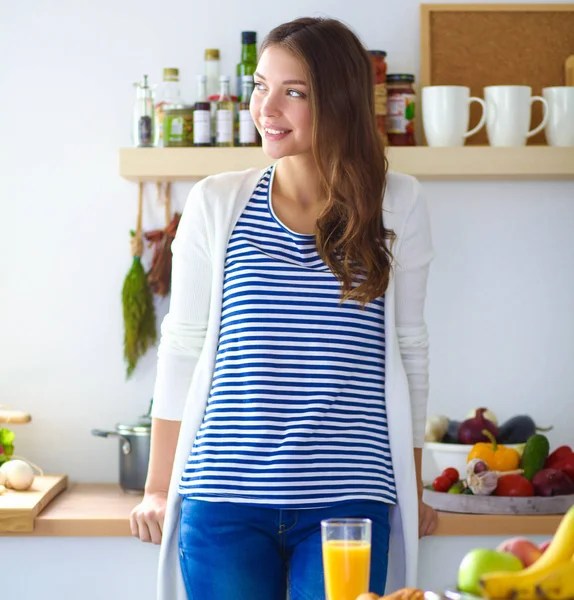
[{"x1": 178, "y1": 166, "x2": 396, "y2": 507}]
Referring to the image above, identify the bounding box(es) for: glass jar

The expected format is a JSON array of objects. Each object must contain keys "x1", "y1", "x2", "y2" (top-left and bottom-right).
[
  {"x1": 163, "y1": 104, "x2": 194, "y2": 147},
  {"x1": 386, "y1": 74, "x2": 416, "y2": 146},
  {"x1": 368, "y1": 50, "x2": 388, "y2": 144}
]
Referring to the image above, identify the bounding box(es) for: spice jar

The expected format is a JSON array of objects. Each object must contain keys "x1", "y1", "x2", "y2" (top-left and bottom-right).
[
  {"x1": 163, "y1": 104, "x2": 194, "y2": 147},
  {"x1": 386, "y1": 74, "x2": 416, "y2": 146},
  {"x1": 368, "y1": 50, "x2": 388, "y2": 144}
]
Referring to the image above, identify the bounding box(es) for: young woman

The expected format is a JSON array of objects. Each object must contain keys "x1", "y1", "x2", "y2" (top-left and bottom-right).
[{"x1": 130, "y1": 16, "x2": 437, "y2": 600}]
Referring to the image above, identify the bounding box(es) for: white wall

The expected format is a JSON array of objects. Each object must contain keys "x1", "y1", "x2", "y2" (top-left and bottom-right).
[{"x1": 1, "y1": 0, "x2": 573, "y2": 485}]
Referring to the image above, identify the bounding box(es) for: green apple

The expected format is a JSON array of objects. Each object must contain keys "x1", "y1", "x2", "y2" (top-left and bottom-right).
[{"x1": 458, "y1": 549, "x2": 523, "y2": 595}]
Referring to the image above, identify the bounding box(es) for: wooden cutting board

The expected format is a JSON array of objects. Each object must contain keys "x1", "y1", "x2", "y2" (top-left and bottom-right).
[
  {"x1": 0, "y1": 475, "x2": 68, "y2": 532},
  {"x1": 0, "y1": 407, "x2": 32, "y2": 424}
]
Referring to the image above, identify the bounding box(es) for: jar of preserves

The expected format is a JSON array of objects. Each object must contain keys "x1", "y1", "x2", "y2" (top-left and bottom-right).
[
  {"x1": 386, "y1": 74, "x2": 416, "y2": 146},
  {"x1": 163, "y1": 104, "x2": 195, "y2": 147},
  {"x1": 368, "y1": 50, "x2": 388, "y2": 144}
]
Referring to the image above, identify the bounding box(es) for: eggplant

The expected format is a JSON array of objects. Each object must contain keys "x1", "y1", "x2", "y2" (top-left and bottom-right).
[
  {"x1": 497, "y1": 415, "x2": 553, "y2": 444},
  {"x1": 442, "y1": 420, "x2": 461, "y2": 444}
]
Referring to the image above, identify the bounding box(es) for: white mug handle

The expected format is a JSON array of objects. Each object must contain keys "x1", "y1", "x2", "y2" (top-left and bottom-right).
[
  {"x1": 527, "y1": 96, "x2": 549, "y2": 138},
  {"x1": 464, "y1": 97, "x2": 487, "y2": 138}
]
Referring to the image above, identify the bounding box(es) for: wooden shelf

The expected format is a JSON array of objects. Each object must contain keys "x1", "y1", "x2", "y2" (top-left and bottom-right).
[
  {"x1": 0, "y1": 483, "x2": 564, "y2": 537},
  {"x1": 119, "y1": 146, "x2": 574, "y2": 182}
]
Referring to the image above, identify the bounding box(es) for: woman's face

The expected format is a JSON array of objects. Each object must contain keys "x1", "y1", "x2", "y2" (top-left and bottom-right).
[{"x1": 250, "y1": 45, "x2": 313, "y2": 160}]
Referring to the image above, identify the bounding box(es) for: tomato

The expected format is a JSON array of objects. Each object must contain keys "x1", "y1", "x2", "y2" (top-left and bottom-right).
[
  {"x1": 442, "y1": 467, "x2": 460, "y2": 485},
  {"x1": 433, "y1": 474, "x2": 452, "y2": 493},
  {"x1": 494, "y1": 474, "x2": 535, "y2": 497}
]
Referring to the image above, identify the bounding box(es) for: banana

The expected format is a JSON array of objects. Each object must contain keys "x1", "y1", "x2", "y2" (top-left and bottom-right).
[
  {"x1": 480, "y1": 558, "x2": 574, "y2": 600},
  {"x1": 480, "y1": 505, "x2": 574, "y2": 599},
  {"x1": 536, "y1": 559, "x2": 574, "y2": 600}
]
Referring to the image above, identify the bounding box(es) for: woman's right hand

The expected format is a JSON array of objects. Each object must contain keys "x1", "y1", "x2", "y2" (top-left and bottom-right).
[{"x1": 130, "y1": 490, "x2": 167, "y2": 545}]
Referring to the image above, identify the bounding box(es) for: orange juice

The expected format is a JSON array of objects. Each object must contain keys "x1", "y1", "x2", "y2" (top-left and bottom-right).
[{"x1": 322, "y1": 539, "x2": 371, "y2": 600}]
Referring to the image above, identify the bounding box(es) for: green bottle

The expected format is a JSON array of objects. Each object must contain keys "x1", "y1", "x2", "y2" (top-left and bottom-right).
[{"x1": 236, "y1": 31, "x2": 257, "y2": 98}]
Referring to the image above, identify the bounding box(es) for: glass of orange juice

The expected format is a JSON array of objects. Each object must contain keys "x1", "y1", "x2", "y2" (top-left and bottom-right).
[{"x1": 321, "y1": 518, "x2": 372, "y2": 600}]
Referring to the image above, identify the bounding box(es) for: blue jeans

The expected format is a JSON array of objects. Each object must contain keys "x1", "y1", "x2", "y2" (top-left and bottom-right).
[{"x1": 178, "y1": 498, "x2": 391, "y2": 600}]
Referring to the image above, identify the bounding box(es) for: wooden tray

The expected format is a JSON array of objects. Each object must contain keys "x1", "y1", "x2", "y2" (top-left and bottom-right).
[
  {"x1": 423, "y1": 488, "x2": 574, "y2": 515},
  {"x1": 0, "y1": 474, "x2": 68, "y2": 532}
]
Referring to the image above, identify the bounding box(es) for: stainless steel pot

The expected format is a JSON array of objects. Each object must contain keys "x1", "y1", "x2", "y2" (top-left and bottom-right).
[{"x1": 91, "y1": 419, "x2": 150, "y2": 493}]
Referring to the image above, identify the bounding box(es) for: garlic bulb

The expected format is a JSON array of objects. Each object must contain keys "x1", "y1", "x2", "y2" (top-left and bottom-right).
[
  {"x1": 0, "y1": 459, "x2": 35, "y2": 490},
  {"x1": 466, "y1": 458, "x2": 498, "y2": 495}
]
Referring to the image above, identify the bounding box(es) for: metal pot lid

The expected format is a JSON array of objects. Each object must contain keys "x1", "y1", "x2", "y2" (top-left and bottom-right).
[
  {"x1": 115, "y1": 400, "x2": 152, "y2": 435},
  {"x1": 116, "y1": 422, "x2": 150, "y2": 435}
]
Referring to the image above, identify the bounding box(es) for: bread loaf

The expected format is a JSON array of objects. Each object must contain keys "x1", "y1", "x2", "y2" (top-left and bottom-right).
[{"x1": 356, "y1": 588, "x2": 425, "y2": 600}]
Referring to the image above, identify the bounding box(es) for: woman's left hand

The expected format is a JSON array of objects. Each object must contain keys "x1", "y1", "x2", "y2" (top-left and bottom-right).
[{"x1": 418, "y1": 498, "x2": 438, "y2": 537}]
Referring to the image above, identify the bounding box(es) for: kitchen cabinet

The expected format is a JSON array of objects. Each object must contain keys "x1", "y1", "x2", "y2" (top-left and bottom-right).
[{"x1": 0, "y1": 483, "x2": 561, "y2": 599}]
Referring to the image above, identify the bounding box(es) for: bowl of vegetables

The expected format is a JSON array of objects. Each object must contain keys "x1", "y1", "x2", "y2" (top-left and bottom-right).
[
  {"x1": 422, "y1": 410, "x2": 574, "y2": 513},
  {"x1": 422, "y1": 408, "x2": 544, "y2": 482}
]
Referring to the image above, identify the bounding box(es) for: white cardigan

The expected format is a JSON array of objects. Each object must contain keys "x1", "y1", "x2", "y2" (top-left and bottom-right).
[{"x1": 151, "y1": 166, "x2": 434, "y2": 599}]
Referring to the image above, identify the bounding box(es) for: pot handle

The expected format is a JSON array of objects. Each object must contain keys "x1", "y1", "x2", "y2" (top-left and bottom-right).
[{"x1": 91, "y1": 429, "x2": 132, "y2": 455}]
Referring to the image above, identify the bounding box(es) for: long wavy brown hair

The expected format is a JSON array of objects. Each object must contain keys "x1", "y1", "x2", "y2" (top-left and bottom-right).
[{"x1": 260, "y1": 17, "x2": 395, "y2": 305}]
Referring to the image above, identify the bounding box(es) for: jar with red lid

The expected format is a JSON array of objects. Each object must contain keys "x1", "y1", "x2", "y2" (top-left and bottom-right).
[
  {"x1": 386, "y1": 74, "x2": 416, "y2": 146},
  {"x1": 368, "y1": 50, "x2": 388, "y2": 144}
]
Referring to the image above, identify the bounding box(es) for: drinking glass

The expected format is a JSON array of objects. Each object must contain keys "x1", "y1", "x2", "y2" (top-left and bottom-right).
[{"x1": 321, "y1": 518, "x2": 372, "y2": 600}]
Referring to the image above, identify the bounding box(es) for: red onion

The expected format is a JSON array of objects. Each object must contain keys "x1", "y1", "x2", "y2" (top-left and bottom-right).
[{"x1": 458, "y1": 408, "x2": 499, "y2": 445}]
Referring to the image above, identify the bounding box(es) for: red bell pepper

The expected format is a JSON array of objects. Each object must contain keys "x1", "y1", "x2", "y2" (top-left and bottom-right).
[
  {"x1": 546, "y1": 445, "x2": 573, "y2": 469},
  {"x1": 553, "y1": 454, "x2": 574, "y2": 482}
]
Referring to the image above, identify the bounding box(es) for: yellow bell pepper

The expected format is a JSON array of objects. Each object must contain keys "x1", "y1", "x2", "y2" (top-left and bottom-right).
[{"x1": 467, "y1": 429, "x2": 520, "y2": 472}]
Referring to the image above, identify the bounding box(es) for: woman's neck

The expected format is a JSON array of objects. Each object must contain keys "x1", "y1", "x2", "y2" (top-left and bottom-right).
[{"x1": 274, "y1": 155, "x2": 324, "y2": 209}]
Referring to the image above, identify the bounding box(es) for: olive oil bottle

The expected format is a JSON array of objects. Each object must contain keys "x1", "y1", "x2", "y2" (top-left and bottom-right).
[
  {"x1": 236, "y1": 31, "x2": 257, "y2": 98},
  {"x1": 216, "y1": 75, "x2": 234, "y2": 147}
]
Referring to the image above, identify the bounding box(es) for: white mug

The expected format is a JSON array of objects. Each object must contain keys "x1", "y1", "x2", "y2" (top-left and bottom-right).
[
  {"x1": 543, "y1": 87, "x2": 574, "y2": 147},
  {"x1": 422, "y1": 86, "x2": 486, "y2": 147},
  {"x1": 484, "y1": 86, "x2": 549, "y2": 147}
]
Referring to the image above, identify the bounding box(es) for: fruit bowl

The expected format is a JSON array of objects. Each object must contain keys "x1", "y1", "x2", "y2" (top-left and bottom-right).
[{"x1": 423, "y1": 442, "x2": 523, "y2": 483}]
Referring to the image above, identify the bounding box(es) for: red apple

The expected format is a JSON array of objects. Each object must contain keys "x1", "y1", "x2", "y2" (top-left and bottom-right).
[
  {"x1": 539, "y1": 539, "x2": 552, "y2": 553},
  {"x1": 496, "y1": 537, "x2": 542, "y2": 568}
]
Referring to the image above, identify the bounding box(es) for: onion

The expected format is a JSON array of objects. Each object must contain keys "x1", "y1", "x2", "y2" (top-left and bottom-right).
[
  {"x1": 458, "y1": 408, "x2": 499, "y2": 444},
  {"x1": 0, "y1": 469, "x2": 6, "y2": 486},
  {"x1": 465, "y1": 407, "x2": 499, "y2": 427},
  {"x1": 0, "y1": 459, "x2": 35, "y2": 490}
]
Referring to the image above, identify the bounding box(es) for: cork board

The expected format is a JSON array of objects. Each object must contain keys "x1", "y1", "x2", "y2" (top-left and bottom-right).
[{"x1": 420, "y1": 4, "x2": 574, "y2": 145}]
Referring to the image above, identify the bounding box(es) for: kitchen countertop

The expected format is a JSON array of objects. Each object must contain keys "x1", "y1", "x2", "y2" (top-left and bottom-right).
[{"x1": 0, "y1": 483, "x2": 564, "y2": 537}]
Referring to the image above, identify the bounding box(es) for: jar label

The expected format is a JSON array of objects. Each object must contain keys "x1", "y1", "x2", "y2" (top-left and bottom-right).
[
  {"x1": 194, "y1": 110, "x2": 211, "y2": 144},
  {"x1": 171, "y1": 117, "x2": 183, "y2": 138},
  {"x1": 387, "y1": 94, "x2": 415, "y2": 134},
  {"x1": 373, "y1": 83, "x2": 388, "y2": 116},
  {"x1": 216, "y1": 109, "x2": 233, "y2": 143},
  {"x1": 239, "y1": 110, "x2": 256, "y2": 144}
]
